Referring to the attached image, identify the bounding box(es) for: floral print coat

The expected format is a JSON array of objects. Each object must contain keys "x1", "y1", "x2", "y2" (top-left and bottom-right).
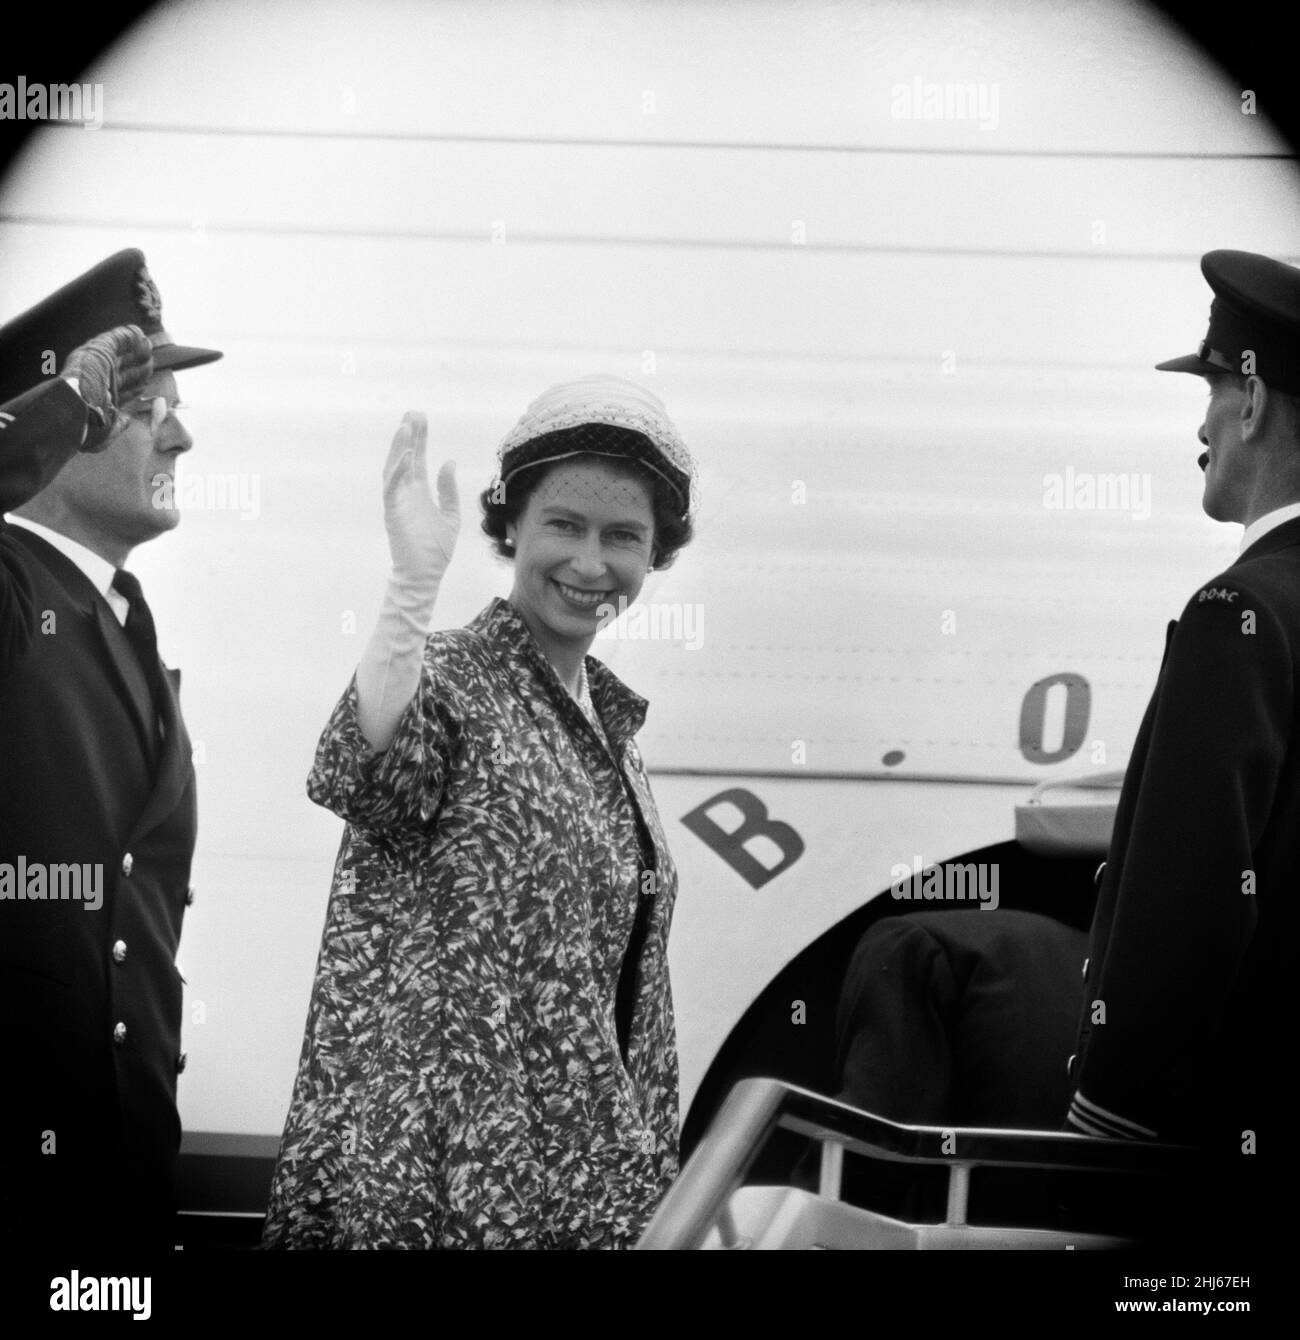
[{"x1": 262, "y1": 599, "x2": 680, "y2": 1249}]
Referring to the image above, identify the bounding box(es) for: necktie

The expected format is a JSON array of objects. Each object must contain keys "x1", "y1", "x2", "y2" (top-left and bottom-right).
[{"x1": 111, "y1": 568, "x2": 165, "y2": 708}]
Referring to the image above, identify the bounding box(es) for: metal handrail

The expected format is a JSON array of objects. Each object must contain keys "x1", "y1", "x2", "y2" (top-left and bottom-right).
[{"x1": 638, "y1": 1077, "x2": 1202, "y2": 1249}]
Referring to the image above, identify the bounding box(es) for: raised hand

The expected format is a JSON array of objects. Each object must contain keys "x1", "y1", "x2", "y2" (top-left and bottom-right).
[
  {"x1": 356, "y1": 413, "x2": 460, "y2": 753},
  {"x1": 59, "y1": 324, "x2": 154, "y2": 452},
  {"x1": 382, "y1": 411, "x2": 459, "y2": 586}
]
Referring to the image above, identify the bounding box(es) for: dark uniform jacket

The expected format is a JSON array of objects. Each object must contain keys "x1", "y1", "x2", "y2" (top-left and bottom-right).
[
  {"x1": 836, "y1": 909, "x2": 1088, "y2": 1132},
  {"x1": 0, "y1": 378, "x2": 197, "y2": 1245},
  {"x1": 1069, "y1": 517, "x2": 1300, "y2": 1166}
]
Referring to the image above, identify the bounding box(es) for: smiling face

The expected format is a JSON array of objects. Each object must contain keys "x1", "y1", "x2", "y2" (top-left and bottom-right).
[
  {"x1": 506, "y1": 456, "x2": 656, "y2": 663},
  {"x1": 22, "y1": 368, "x2": 194, "y2": 564},
  {"x1": 1197, "y1": 373, "x2": 1252, "y2": 523}
]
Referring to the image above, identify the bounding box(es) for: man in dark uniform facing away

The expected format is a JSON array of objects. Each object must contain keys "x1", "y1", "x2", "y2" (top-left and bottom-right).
[
  {"x1": 833, "y1": 250, "x2": 1300, "y2": 1244},
  {"x1": 1065, "y1": 250, "x2": 1300, "y2": 1243},
  {"x1": 0, "y1": 249, "x2": 221, "y2": 1247}
]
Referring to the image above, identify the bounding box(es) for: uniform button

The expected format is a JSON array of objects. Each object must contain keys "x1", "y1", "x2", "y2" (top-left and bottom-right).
[
  {"x1": 176, "y1": 1052, "x2": 188, "y2": 1075},
  {"x1": 1081, "y1": 956, "x2": 1090, "y2": 980},
  {"x1": 113, "y1": 1022, "x2": 127, "y2": 1045},
  {"x1": 1066, "y1": 1052, "x2": 1077, "y2": 1079},
  {"x1": 112, "y1": 940, "x2": 128, "y2": 964},
  {"x1": 121, "y1": 853, "x2": 134, "y2": 877},
  {"x1": 185, "y1": 885, "x2": 196, "y2": 907}
]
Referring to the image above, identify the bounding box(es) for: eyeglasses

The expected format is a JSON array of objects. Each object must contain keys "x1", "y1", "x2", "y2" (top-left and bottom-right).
[{"x1": 122, "y1": 395, "x2": 188, "y2": 433}]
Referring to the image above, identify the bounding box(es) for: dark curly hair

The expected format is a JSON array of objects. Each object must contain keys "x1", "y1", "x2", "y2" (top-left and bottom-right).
[{"x1": 479, "y1": 426, "x2": 694, "y2": 569}]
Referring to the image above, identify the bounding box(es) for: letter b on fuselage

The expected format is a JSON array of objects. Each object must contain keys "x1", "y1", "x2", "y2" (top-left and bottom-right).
[{"x1": 681, "y1": 787, "x2": 805, "y2": 888}]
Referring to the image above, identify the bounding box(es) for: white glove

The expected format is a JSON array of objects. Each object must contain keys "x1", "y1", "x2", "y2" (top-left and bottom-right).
[{"x1": 355, "y1": 412, "x2": 460, "y2": 753}]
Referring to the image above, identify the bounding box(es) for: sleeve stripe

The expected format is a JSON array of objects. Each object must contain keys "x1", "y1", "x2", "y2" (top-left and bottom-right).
[{"x1": 1068, "y1": 1089, "x2": 1159, "y2": 1140}]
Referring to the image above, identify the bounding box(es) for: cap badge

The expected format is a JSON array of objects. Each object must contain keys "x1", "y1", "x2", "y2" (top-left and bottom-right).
[{"x1": 135, "y1": 266, "x2": 163, "y2": 322}]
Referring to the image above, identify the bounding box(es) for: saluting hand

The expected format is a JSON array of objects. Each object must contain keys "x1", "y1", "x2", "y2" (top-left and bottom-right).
[
  {"x1": 59, "y1": 324, "x2": 154, "y2": 452},
  {"x1": 382, "y1": 411, "x2": 460, "y2": 586}
]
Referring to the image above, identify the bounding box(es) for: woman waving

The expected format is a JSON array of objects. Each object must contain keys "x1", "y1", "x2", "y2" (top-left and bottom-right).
[{"x1": 264, "y1": 376, "x2": 696, "y2": 1249}]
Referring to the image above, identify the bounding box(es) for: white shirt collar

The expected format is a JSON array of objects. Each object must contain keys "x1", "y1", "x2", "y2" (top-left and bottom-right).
[
  {"x1": 1240, "y1": 502, "x2": 1300, "y2": 556},
  {"x1": 3, "y1": 515, "x2": 129, "y2": 624}
]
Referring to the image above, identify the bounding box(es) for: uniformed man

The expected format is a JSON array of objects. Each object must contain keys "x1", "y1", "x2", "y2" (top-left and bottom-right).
[
  {"x1": 0, "y1": 249, "x2": 221, "y2": 1247},
  {"x1": 1067, "y1": 249, "x2": 1300, "y2": 1241}
]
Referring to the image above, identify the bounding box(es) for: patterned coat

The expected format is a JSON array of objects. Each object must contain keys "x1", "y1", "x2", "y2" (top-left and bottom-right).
[{"x1": 263, "y1": 598, "x2": 680, "y2": 1249}]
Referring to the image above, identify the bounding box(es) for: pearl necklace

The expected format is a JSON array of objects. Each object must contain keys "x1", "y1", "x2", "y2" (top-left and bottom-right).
[
  {"x1": 573, "y1": 660, "x2": 611, "y2": 747},
  {"x1": 575, "y1": 659, "x2": 595, "y2": 715}
]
